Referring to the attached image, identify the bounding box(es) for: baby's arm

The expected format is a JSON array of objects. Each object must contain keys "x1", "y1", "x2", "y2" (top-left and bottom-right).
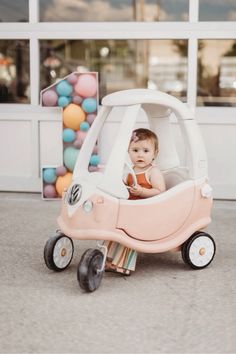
[{"x1": 130, "y1": 167, "x2": 166, "y2": 198}]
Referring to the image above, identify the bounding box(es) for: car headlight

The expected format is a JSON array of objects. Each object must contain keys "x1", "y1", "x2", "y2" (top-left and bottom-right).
[{"x1": 83, "y1": 200, "x2": 93, "y2": 213}]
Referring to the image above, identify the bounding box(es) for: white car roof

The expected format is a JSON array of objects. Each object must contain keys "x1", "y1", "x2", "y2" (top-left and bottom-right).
[{"x1": 102, "y1": 89, "x2": 193, "y2": 120}]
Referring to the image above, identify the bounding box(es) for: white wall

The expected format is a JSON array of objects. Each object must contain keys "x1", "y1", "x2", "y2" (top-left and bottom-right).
[
  {"x1": 0, "y1": 106, "x2": 62, "y2": 192},
  {"x1": 0, "y1": 105, "x2": 236, "y2": 199}
]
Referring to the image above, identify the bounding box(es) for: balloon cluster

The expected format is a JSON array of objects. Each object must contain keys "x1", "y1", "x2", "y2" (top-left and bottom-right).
[{"x1": 41, "y1": 72, "x2": 99, "y2": 199}]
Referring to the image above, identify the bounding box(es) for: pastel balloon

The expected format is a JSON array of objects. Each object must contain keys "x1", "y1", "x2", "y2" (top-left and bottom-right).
[
  {"x1": 73, "y1": 139, "x2": 83, "y2": 149},
  {"x1": 74, "y1": 74, "x2": 97, "y2": 97},
  {"x1": 63, "y1": 103, "x2": 86, "y2": 130},
  {"x1": 43, "y1": 184, "x2": 57, "y2": 198},
  {"x1": 80, "y1": 121, "x2": 90, "y2": 131},
  {"x1": 72, "y1": 95, "x2": 83, "y2": 105},
  {"x1": 63, "y1": 146, "x2": 79, "y2": 171},
  {"x1": 56, "y1": 80, "x2": 73, "y2": 96},
  {"x1": 55, "y1": 172, "x2": 72, "y2": 197},
  {"x1": 88, "y1": 165, "x2": 99, "y2": 172},
  {"x1": 67, "y1": 73, "x2": 78, "y2": 85},
  {"x1": 42, "y1": 90, "x2": 58, "y2": 106},
  {"x1": 43, "y1": 168, "x2": 57, "y2": 184},
  {"x1": 90, "y1": 154, "x2": 100, "y2": 166},
  {"x1": 82, "y1": 98, "x2": 97, "y2": 113},
  {"x1": 58, "y1": 96, "x2": 70, "y2": 107},
  {"x1": 63, "y1": 128, "x2": 76, "y2": 143},
  {"x1": 92, "y1": 145, "x2": 99, "y2": 154},
  {"x1": 76, "y1": 130, "x2": 87, "y2": 141},
  {"x1": 86, "y1": 114, "x2": 96, "y2": 125},
  {"x1": 56, "y1": 165, "x2": 67, "y2": 177}
]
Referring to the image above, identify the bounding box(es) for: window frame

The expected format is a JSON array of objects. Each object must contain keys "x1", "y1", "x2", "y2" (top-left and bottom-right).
[{"x1": 0, "y1": 0, "x2": 235, "y2": 108}]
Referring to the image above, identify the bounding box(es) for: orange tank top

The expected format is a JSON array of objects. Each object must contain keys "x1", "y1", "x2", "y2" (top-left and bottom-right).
[{"x1": 127, "y1": 168, "x2": 152, "y2": 200}]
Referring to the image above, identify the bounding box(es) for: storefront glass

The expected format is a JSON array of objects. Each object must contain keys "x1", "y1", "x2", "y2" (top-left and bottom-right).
[
  {"x1": 199, "y1": 0, "x2": 236, "y2": 21},
  {"x1": 0, "y1": 1, "x2": 28, "y2": 22},
  {"x1": 0, "y1": 40, "x2": 30, "y2": 103},
  {"x1": 39, "y1": 0, "x2": 188, "y2": 22},
  {"x1": 40, "y1": 39, "x2": 188, "y2": 101},
  {"x1": 197, "y1": 39, "x2": 236, "y2": 106}
]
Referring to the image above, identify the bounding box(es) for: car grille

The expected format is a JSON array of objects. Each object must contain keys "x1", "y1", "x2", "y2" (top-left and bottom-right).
[{"x1": 67, "y1": 184, "x2": 82, "y2": 205}]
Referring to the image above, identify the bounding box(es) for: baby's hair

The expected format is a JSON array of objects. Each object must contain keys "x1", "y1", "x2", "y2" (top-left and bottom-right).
[{"x1": 130, "y1": 128, "x2": 159, "y2": 152}]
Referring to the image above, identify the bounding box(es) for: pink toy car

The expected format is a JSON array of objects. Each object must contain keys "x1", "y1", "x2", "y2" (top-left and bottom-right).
[{"x1": 44, "y1": 89, "x2": 216, "y2": 292}]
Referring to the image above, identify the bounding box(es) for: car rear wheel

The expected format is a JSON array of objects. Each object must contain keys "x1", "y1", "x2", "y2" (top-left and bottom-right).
[{"x1": 181, "y1": 231, "x2": 216, "y2": 269}]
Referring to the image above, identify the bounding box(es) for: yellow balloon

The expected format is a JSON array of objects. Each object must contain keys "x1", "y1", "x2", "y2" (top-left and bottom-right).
[
  {"x1": 63, "y1": 103, "x2": 86, "y2": 130},
  {"x1": 55, "y1": 172, "x2": 72, "y2": 197}
]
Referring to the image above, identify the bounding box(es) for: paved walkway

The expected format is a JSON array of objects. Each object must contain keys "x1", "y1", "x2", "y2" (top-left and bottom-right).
[{"x1": 0, "y1": 192, "x2": 235, "y2": 354}]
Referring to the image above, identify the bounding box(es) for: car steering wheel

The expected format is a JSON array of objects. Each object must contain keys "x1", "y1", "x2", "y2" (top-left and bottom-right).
[{"x1": 124, "y1": 161, "x2": 138, "y2": 189}]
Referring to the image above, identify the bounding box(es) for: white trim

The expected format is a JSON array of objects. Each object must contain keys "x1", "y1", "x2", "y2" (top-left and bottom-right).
[
  {"x1": 0, "y1": 22, "x2": 236, "y2": 39},
  {"x1": 189, "y1": 0, "x2": 199, "y2": 23},
  {"x1": 29, "y1": 0, "x2": 39, "y2": 24},
  {"x1": 30, "y1": 37, "x2": 40, "y2": 105},
  {"x1": 187, "y1": 38, "x2": 198, "y2": 108}
]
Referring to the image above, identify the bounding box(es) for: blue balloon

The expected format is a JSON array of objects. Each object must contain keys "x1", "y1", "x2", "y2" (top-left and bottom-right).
[
  {"x1": 80, "y1": 121, "x2": 90, "y2": 131},
  {"x1": 56, "y1": 80, "x2": 73, "y2": 96},
  {"x1": 82, "y1": 98, "x2": 97, "y2": 113},
  {"x1": 58, "y1": 96, "x2": 70, "y2": 107},
  {"x1": 43, "y1": 168, "x2": 57, "y2": 184},
  {"x1": 63, "y1": 128, "x2": 76, "y2": 143},
  {"x1": 90, "y1": 154, "x2": 100, "y2": 166},
  {"x1": 63, "y1": 147, "x2": 79, "y2": 171}
]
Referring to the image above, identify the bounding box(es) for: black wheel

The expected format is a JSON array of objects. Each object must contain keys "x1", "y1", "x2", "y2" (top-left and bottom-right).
[
  {"x1": 44, "y1": 234, "x2": 74, "y2": 271},
  {"x1": 77, "y1": 248, "x2": 104, "y2": 292},
  {"x1": 181, "y1": 231, "x2": 216, "y2": 269}
]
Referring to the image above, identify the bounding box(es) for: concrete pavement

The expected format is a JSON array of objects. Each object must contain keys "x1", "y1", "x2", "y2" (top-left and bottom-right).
[{"x1": 0, "y1": 192, "x2": 235, "y2": 354}]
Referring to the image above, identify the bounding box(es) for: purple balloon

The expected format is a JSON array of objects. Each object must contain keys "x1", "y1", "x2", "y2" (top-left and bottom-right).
[
  {"x1": 42, "y1": 90, "x2": 58, "y2": 106},
  {"x1": 43, "y1": 184, "x2": 57, "y2": 198},
  {"x1": 56, "y1": 165, "x2": 67, "y2": 177},
  {"x1": 86, "y1": 114, "x2": 96, "y2": 125},
  {"x1": 73, "y1": 139, "x2": 83, "y2": 149},
  {"x1": 93, "y1": 145, "x2": 99, "y2": 154},
  {"x1": 72, "y1": 95, "x2": 83, "y2": 105},
  {"x1": 88, "y1": 165, "x2": 99, "y2": 172},
  {"x1": 67, "y1": 73, "x2": 78, "y2": 85}
]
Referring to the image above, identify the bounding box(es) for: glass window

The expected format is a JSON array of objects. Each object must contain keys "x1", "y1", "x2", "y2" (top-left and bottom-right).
[
  {"x1": 0, "y1": 40, "x2": 30, "y2": 103},
  {"x1": 40, "y1": 39, "x2": 188, "y2": 102},
  {"x1": 40, "y1": 0, "x2": 188, "y2": 22},
  {"x1": 197, "y1": 39, "x2": 236, "y2": 107},
  {"x1": 0, "y1": 1, "x2": 28, "y2": 22},
  {"x1": 199, "y1": 0, "x2": 236, "y2": 21}
]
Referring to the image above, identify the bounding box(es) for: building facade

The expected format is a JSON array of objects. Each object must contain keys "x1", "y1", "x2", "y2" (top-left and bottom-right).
[{"x1": 0, "y1": 0, "x2": 236, "y2": 198}]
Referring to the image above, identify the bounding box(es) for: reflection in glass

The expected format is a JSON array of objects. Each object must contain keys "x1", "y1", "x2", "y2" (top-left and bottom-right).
[
  {"x1": 40, "y1": 39, "x2": 188, "y2": 102},
  {"x1": 199, "y1": 0, "x2": 236, "y2": 21},
  {"x1": 0, "y1": 40, "x2": 30, "y2": 103},
  {"x1": 0, "y1": 1, "x2": 28, "y2": 22},
  {"x1": 40, "y1": 0, "x2": 188, "y2": 22},
  {"x1": 197, "y1": 39, "x2": 236, "y2": 106}
]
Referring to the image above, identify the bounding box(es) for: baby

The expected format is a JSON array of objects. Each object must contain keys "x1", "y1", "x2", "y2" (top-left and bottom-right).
[
  {"x1": 105, "y1": 128, "x2": 166, "y2": 275},
  {"x1": 127, "y1": 128, "x2": 165, "y2": 199}
]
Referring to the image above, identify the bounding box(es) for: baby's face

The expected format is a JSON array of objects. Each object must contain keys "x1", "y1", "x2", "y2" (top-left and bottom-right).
[{"x1": 128, "y1": 139, "x2": 156, "y2": 170}]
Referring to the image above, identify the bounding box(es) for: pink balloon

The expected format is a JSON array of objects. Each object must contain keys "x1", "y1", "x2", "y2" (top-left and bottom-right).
[
  {"x1": 74, "y1": 74, "x2": 97, "y2": 97},
  {"x1": 43, "y1": 184, "x2": 57, "y2": 198},
  {"x1": 56, "y1": 165, "x2": 67, "y2": 177},
  {"x1": 76, "y1": 130, "x2": 87, "y2": 141},
  {"x1": 72, "y1": 95, "x2": 83, "y2": 105},
  {"x1": 42, "y1": 90, "x2": 58, "y2": 106},
  {"x1": 67, "y1": 73, "x2": 78, "y2": 85},
  {"x1": 86, "y1": 114, "x2": 96, "y2": 125}
]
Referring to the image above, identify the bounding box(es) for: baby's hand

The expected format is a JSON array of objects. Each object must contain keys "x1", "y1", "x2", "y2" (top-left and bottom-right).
[{"x1": 129, "y1": 184, "x2": 143, "y2": 196}]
